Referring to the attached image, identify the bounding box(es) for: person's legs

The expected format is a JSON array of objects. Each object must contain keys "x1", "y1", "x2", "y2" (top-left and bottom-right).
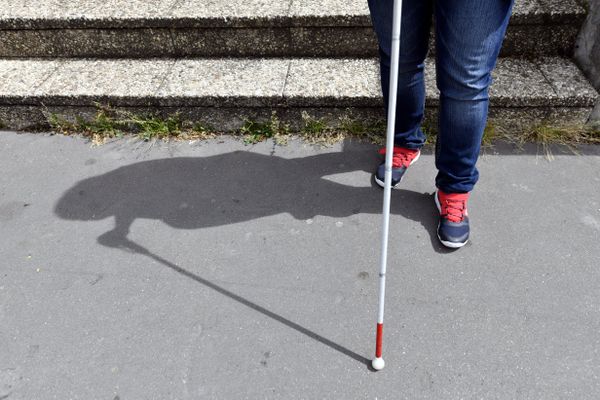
[
  {"x1": 434, "y1": 0, "x2": 514, "y2": 193},
  {"x1": 432, "y1": 0, "x2": 514, "y2": 247},
  {"x1": 367, "y1": 0, "x2": 433, "y2": 149}
]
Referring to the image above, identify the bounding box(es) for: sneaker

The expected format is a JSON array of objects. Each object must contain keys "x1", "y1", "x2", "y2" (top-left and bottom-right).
[
  {"x1": 434, "y1": 190, "x2": 470, "y2": 248},
  {"x1": 374, "y1": 147, "x2": 420, "y2": 189}
]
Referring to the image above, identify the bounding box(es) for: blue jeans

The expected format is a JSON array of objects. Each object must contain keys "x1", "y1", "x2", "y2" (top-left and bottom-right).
[{"x1": 367, "y1": 0, "x2": 514, "y2": 193}]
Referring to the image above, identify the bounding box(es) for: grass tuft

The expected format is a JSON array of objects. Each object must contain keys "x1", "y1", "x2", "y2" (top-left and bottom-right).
[
  {"x1": 298, "y1": 112, "x2": 340, "y2": 145},
  {"x1": 240, "y1": 112, "x2": 290, "y2": 145},
  {"x1": 43, "y1": 103, "x2": 600, "y2": 152},
  {"x1": 301, "y1": 112, "x2": 329, "y2": 135},
  {"x1": 298, "y1": 112, "x2": 387, "y2": 146},
  {"x1": 193, "y1": 122, "x2": 213, "y2": 135},
  {"x1": 45, "y1": 104, "x2": 220, "y2": 145},
  {"x1": 124, "y1": 112, "x2": 183, "y2": 142},
  {"x1": 520, "y1": 122, "x2": 600, "y2": 159},
  {"x1": 338, "y1": 115, "x2": 386, "y2": 145},
  {"x1": 481, "y1": 122, "x2": 497, "y2": 148},
  {"x1": 421, "y1": 120, "x2": 438, "y2": 146}
]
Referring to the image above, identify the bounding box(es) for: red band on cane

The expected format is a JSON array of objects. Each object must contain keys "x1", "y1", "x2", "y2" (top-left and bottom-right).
[{"x1": 375, "y1": 323, "x2": 383, "y2": 358}]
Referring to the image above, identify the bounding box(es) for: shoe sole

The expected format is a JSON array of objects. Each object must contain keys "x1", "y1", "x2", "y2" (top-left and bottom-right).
[
  {"x1": 434, "y1": 189, "x2": 469, "y2": 249},
  {"x1": 374, "y1": 151, "x2": 420, "y2": 189}
]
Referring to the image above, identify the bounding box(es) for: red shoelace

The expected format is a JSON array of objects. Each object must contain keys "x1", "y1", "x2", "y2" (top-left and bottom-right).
[
  {"x1": 438, "y1": 191, "x2": 470, "y2": 223},
  {"x1": 378, "y1": 146, "x2": 419, "y2": 168}
]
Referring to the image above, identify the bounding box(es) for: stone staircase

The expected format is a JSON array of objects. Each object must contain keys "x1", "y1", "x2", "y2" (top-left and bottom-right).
[{"x1": 0, "y1": 0, "x2": 598, "y2": 133}]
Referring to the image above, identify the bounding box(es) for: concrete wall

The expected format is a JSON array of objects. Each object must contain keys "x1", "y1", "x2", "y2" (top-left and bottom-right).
[{"x1": 575, "y1": 0, "x2": 600, "y2": 123}]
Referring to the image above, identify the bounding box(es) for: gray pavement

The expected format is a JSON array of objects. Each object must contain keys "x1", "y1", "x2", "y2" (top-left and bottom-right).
[{"x1": 1, "y1": 131, "x2": 599, "y2": 399}]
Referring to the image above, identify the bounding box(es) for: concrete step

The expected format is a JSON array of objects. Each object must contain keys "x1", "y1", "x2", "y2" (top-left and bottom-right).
[
  {"x1": 0, "y1": 0, "x2": 587, "y2": 58},
  {"x1": 0, "y1": 56, "x2": 597, "y2": 133}
]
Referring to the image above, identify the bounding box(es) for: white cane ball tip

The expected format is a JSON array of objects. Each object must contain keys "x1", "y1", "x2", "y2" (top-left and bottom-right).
[{"x1": 372, "y1": 357, "x2": 385, "y2": 370}]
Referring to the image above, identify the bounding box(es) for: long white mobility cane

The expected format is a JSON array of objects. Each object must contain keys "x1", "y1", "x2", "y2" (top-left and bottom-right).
[{"x1": 372, "y1": 0, "x2": 403, "y2": 372}]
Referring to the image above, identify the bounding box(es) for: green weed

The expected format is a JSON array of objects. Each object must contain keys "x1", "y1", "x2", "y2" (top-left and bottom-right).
[
  {"x1": 45, "y1": 104, "x2": 221, "y2": 144},
  {"x1": 124, "y1": 113, "x2": 182, "y2": 141},
  {"x1": 521, "y1": 122, "x2": 600, "y2": 159},
  {"x1": 421, "y1": 120, "x2": 438, "y2": 146},
  {"x1": 481, "y1": 122, "x2": 496, "y2": 147},
  {"x1": 301, "y1": 112, "x2": 329, "y2": 136},
  {"x1": 43, "y1": 103, "x2": 600, "y2": 152},
  {"x1": 241, "y1": 112, "x2": 289, "y2": 145}
]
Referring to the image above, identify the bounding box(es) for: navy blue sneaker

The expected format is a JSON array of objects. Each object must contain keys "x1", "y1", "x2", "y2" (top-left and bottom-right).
[
  {"x1": 434, "y1": 190, "x2": 470, "y2": 248},
  {"x1": 374, "y1": 146, "x2": 420, "y2": 189}
]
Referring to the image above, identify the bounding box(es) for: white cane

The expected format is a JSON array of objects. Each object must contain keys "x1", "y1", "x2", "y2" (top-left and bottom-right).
[{"x1": 372, "y1": 0, "x2": 403, "y2": 371}]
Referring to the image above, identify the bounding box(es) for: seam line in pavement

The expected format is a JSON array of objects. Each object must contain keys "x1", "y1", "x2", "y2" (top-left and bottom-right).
[
  {"x1": 155, "y1": 59, "x2": 178, "y2": 96},
  {"x1": 280, "y1": 60, "x2": 293, "y2": 101},
  {"x1": 535, "y1": 57, "x2": 560, "y2": 97},
  {"x1": 31, "y1": 59, "x2": 65, "y2": 93}
]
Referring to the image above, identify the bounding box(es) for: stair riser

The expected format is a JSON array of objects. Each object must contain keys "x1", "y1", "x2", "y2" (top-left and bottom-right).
[
  {"x1": 0, "y1": 23, "x2": 580, "y2": 58},
  {"x1": 1, "y1": 104, "x2": 593, "y2": 134},
  {"x1": 1, "y1": 91, "x2": 593, "y2": 109}
]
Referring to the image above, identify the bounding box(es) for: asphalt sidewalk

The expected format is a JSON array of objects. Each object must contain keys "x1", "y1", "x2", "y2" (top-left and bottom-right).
[{"x1": 1, "y1": 131, "x2": 599, "y2": 399}]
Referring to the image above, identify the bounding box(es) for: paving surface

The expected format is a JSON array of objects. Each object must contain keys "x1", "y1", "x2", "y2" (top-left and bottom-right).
[
  {"x1": 0, "y1": 0, "x2": 585, "y2": 26},
  {"x1": 1, "y1": 57, "x2": 594, "y2": 107},
  {"x1": 1, "y1": 131, "x2": 599, "y2": 399},
  {"x1": 0, "y1": 57, "x2": 597, "y2": 133}
]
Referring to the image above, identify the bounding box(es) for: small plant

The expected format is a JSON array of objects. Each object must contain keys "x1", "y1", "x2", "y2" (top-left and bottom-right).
[
  {"x1": 44, "y1": 104, "x2": 222, "y2": 144},
  {"x1": 269, "y1": 112, "x2": 290, "y2": 144},
  {"x1": 524, "y1": 123, "x2": 600, "y2": 145},
  {"x1": 298, "y1": 112, "x2": 345, "y2": 145},
  {"x1": 0, "y1": 119, "x2": 6, "y2": 130},
  {"x1": 301, "y1": 111, "x2": 328, "y2": 136},
  {"x1": 420, "y1": 120, "x2": 437, "y2": 146},
  {"x1": 77, "y1": 109, "x2": 125, "y2": 138},
  {"x1": 124, "y1": 112, "x2": 182, "y2": 141},
  {"x1": 46, "y1": 105, "x2": 126, "y2": 140},
  {"x1": 240, "y1": 119, "x2": 273, "y2": 144},
  {"x1": 179, "y1": 122, "x2": 218, "y2": 141},
  {"x1": 42, "y1": 102, "x2": 600, "y2": 152},
  {"x1": 337, "y1": 115, "x2": 386, "y2": 145},
  {"x1": 193, "y1": 122, "x2": 213, "y2": 135},
  {"x1": 481, "y1": 122, "x2": 496, "y2": 147},
  {"x1": 47, "y1": 112, "x2": 78, "y2": 134},
  {"x1": 241, "y1": 112, "x2": 289, "y2": 144},
  {"x1": 339, "y1": 116, "x2": 368, "y2": 135},
  {"x1": 521, "y1": 122, "x2": 600, "y2": 159}
]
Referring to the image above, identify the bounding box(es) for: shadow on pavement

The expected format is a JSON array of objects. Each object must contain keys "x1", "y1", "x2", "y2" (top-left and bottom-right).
[{"x1": 54, "y1": 147, "x2": 453, "y2": 365}]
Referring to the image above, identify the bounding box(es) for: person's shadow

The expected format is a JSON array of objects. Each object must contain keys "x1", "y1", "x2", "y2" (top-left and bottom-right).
[{"x1": 54, "y1": 143, "x2": 447, "y2": 367}]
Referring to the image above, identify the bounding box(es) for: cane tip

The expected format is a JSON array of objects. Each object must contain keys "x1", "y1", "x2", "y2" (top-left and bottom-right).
[{"x1": 371, "y1": 357, "x2": 385, "y2": 371}]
